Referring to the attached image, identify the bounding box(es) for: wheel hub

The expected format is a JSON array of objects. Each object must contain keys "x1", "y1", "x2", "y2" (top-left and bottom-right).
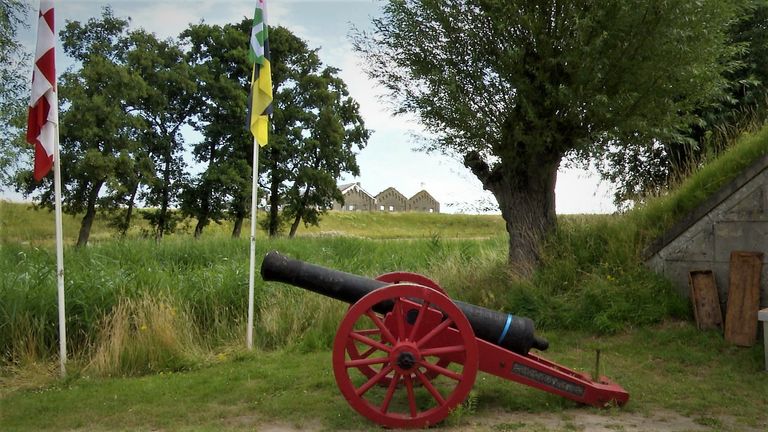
[{"x1": 396, "y1": 351, "x2": 416, "y2": 370}]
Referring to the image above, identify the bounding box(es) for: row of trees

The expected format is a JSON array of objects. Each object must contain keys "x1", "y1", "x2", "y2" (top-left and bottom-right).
[{"x1": 2, "y1": 8, "x2": 369, "y2": 246}]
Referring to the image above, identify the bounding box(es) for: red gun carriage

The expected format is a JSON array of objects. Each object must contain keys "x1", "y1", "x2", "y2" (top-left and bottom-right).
[{"x1": 262, "y1": 251, "x2": 628, "y2": 428}]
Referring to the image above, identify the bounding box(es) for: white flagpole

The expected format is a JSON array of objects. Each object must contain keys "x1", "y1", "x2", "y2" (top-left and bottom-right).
[
  {"x1": 247, "y1": 137, "x2": 260, "y2": 350},
  {"x1": 53, "y1": 130, "x2": 66, "y2": 376}
]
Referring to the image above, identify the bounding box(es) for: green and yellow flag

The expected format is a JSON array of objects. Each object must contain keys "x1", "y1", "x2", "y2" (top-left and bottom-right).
[{"x1": 248, "y1": 0, "x2": 272, "y2": 146}]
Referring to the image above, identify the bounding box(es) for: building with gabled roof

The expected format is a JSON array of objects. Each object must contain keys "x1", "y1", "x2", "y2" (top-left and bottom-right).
[
  {"x1": 376, "y1": 187, "x2": 408, "y2": 212},
  {"x1": 407, "y1": 190, "x2": 440, "y2": 213},
  {"x1": 332, "y1": 182, "x2": 376, "y2": 212}
]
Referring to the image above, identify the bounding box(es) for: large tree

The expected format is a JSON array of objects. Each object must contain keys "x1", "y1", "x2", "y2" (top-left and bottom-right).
[
  {"x1": 13, "y1": 9, "x2": 146, "y2": 247},
  {"x1": 354, "y1": 0, "x2": 745, "y2": 272},
  {"x1": 180, "y1": 19, "x2": 253, "y2": 238},
  {"x1": 124, "y1": 30, "x2": 199, "y2": 240}
]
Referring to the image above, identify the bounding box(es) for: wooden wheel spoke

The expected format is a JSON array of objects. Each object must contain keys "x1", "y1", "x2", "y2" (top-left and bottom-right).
[
  {"x1": 333, "y1": 284, "x2": 479, "y2": 429},
  {"x1": 421, "y1": 345, "x2": 465, "y2": 356},
  {"x1": 365, "y1": 311, "x2": 396, "y2": 345},
  {"x1": 404, "y1": 374, "x2": 417, "y2": 418},
  {"x1": 415, "y1": 369, "x2": 446, "y2": 405},
  {"x1": 345, "y1": 356, "x2": 388, "y2": 368},
  {"x1": 419, "y1": 359, "x2": 462, "y2": 381},
  {"x1": 359, "y1": 345, "x2": 377, "y2": 359},
  {"x1": 350, "y1": 331, "x2": 392, "y2": 353},
  {"x1": 394, "y1": 298, "x2": 406, "y2": 341},
  {"x1": 355, "y1": 328, "x2": 380, "y2": 337},
  {"x1": 380, "y1": 371, "x2": 401, "y2": 414},
  {"x1": 416, "y1": 317, "x2": 453, "y2": 348},
  {"x1": 356, "y1": 365, "x2": 394, "y2": 397},
  {"x1": 408, "y1": 300, "x2": 430, "y2": 341}
]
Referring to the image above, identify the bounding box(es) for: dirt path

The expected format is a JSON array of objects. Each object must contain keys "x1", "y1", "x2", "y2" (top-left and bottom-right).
[{"x1": 257, "y1": 408, "x2": 763, "y2": 432}]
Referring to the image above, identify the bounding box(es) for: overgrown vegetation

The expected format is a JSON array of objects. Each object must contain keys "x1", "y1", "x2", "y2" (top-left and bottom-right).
[
  {"x1": 3, "y1": 122, "x2": 767, "y2": 374},
  {"x1": 631, "y1": 124, "x2": 768, "y2": 240},
  {"x1": 1, "y1": 207, "x2": 686, "y2": 375}
]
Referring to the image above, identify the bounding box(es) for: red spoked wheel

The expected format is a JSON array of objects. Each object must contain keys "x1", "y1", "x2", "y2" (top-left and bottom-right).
[
  {"x1": 345, "y1": 273, "x2": 450, "y2": 385},
  {"x1": 333, "y1": 284, "x2": 478, "y2": 428},
  {"x1": 375, "y1": 272, "x2": 446, "y2": 294}
]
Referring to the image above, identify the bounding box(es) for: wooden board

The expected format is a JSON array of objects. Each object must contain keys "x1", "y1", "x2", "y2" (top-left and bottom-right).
[
  {"x1": 724, "y1": 251, "x2": 764, "y2": 347},
  {"x1": 688, "y1": 270, "x2": 722, "y2": 330}
]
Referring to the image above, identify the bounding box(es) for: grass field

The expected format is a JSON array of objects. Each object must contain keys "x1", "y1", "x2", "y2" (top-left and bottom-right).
[
  {"x1": 1, "y1": 324, "x2": 765, "y2": 431},
  {"x1": 1, "y1": 128, "x2": 768, "y2": 430}
]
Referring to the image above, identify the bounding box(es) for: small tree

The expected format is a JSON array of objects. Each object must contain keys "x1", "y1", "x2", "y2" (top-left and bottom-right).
[
  {"x1": 284, "y1": 67, "x2": 370, "y2": 237},
  {"x1": 260, "y1": 27, "x2": 369, "y2": 237},
  {"x1": 180, "y1": 19, "x2": 253, "y2": 238},
  {"x1": 14, "y1": 8, "x2": 145, "y2": 247},
  {"x1": 124, "y1": 30, "x2": 199, "y2": 240}
]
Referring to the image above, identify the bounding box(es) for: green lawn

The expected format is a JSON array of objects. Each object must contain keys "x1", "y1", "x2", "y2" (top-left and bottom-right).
[{"x1": 1, "y1": 323, "x2": 766, "y2": 431}]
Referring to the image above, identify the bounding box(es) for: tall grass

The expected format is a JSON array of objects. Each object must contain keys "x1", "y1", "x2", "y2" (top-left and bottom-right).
[
  {"x1": 4, "y1": 126, "x2": 766, "y2": 376},
  {"x1": 89, "y1": 293, "x2": 202, "y2": 376},
  {"x1": 2, "y1": 224, "x2": 688, "y2": 376},
  {"x1": 631, "y1": 126, "x2": 768, "y2": 241}
]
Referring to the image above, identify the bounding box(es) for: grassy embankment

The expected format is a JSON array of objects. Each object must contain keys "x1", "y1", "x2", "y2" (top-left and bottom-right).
[{"x1": 1, "y1": 126, "x2": 768, "y2": 430}]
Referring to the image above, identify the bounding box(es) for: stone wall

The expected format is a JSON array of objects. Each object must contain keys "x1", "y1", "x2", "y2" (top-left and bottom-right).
[{"x1": 645, "y1": 155, "x2": 768, "y2": 310}]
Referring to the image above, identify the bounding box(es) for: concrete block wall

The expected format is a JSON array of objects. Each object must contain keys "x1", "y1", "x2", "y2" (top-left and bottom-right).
[{"x1": 645, "y1": 157, "x2": 768, "y2": 311}]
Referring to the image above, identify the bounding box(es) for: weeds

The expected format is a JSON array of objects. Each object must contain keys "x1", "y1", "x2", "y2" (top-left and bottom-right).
[{"x1": 89, "y1": 293, "x2": 202, "y2": 376}]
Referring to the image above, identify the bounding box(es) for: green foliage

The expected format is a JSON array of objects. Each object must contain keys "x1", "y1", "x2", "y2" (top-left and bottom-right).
[
  {"x1": 0, "y1": 0, "x2": 29, "y2": 186},
  {"x1": 125, "y1": 29, "x2": 198, "y2": 240},
  {"x1": 6, "y1": 119, "x2": 767, "y2": 374},
  {"x1": 180, "y1": 19, "x2": 253, "y2": 238},
  {"x1": 1, "y1": 207, "x2": 685, "y2": 372},
  {"x1": 601, "y1": 2, "x2": 768, "y2": 206},
  {"x1": 631, "y1": 124, "x2": 768, "y2": 240},
  {"x1": 10, "y1": 8, "x2": 198, "y2": 244},
  {"x1": 261, "y1": 26, "x2": 370, "y2": 237},
  {"x1": 355, "y1": 0, "x2": 747, "y2": 269}
]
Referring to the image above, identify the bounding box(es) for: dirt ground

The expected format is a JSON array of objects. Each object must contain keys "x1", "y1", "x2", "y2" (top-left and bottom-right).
[{"x1": 256, "y1": 408, "x2": 764, "y2": 432}]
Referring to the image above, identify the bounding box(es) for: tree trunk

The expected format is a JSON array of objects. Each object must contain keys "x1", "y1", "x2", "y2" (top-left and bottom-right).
[
  {"x1": 465, "y1": 151, "x2": 559, "y2": 276},
  {"x1": 77, "y1": 180, "x2": 104, "y2": 247},
  {"x1": 288, "y1": 188, "x2": 310, "y2": 238},
  {"x1": 120, "y1": 181, "x2": 139, "y2": 237},
  {"x1": 288, "y1": 213, "x2": 301, "y2": 238},
  {"x1": 194, "y1": 218, "x2": 206, "y2": 238},
  {"x1": 232, "y1": 216, "x2": 244, "y2": 238},
  {"x1": 268, "y1": 166, "x2": 280, "y2": 237},
  {"x1": 156, "y1": 150, "x2": 172, "y2": 242}
]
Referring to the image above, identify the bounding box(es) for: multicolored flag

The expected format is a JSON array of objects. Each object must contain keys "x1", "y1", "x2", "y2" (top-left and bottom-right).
[
  {"x1": 248, "y1": 0, "x2": 273, "y2": 146},
  {"x1": 27, "y1": 0, "x2": 58, "y2": 181}
]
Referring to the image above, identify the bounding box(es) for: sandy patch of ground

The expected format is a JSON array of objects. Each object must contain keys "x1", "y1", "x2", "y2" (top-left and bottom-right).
[{"x1": 255, "y1": 408, "x2": 765, "y2": 432}]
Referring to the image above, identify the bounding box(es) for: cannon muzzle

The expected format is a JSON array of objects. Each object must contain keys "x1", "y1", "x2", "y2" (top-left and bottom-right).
[{"x1": 261, "y1": 250, "x2": 548, "y2": 354}]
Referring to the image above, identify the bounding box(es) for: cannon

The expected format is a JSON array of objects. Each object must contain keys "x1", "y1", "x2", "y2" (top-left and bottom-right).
[{"x1": 261, "y1": 251, "x2": 629, "y2": 428}]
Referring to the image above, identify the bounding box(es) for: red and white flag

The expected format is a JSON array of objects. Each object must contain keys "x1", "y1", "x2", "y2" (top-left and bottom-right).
[{"x1": 27, "y1": 0, "x2": 58, "y2": 182}]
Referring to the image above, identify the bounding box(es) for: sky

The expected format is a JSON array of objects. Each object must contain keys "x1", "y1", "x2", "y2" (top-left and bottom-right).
[{"x1": 6, "y1": 0, "x2": 618, "y2": 214}]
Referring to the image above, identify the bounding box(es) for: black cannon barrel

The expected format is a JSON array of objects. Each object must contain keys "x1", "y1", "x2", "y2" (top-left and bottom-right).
[{"x1": 261, "y1": 251, "x2": 548, "y2": 354}]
